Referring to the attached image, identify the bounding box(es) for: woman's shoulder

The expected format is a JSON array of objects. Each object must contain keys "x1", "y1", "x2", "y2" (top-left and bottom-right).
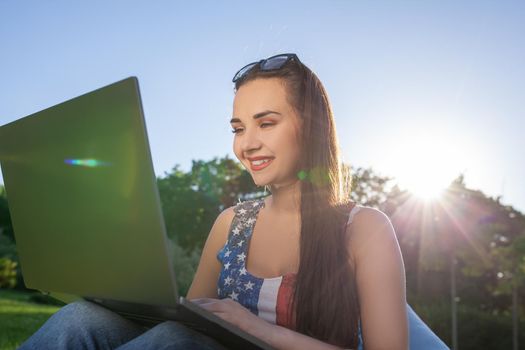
[
  {"x1": 348, "y1": 204, "x2": 390, "y2": 225},
  {"x1": 346, "y1": 205, "x2": 397, "y2": 263},
  {"x1": 216, "y1": 205, "x2": 236, "y2": 223}
]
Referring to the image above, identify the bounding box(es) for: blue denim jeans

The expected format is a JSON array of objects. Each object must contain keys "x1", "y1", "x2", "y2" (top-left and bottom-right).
[{"x1": 18, "y1": 300, "x2": 228, "y2": 350}]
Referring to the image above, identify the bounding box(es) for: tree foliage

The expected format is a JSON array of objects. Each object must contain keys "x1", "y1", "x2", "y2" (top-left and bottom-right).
[{"x1": 0, "y1": 257, "x2": 17, "y2": 288}]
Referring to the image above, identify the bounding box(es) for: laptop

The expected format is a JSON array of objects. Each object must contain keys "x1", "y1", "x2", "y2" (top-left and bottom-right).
[{"x1": 0, "y1": 77, "x2": 274, "y2": 350}]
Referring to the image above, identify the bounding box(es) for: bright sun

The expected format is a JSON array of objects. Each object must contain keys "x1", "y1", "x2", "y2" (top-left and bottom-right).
[{"x1": 379, "y1": 124, "x2": 468, "y2": 201}]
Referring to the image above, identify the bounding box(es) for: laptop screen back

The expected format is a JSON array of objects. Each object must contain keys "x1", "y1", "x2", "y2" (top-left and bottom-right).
[{"x1": 0, "y1": 77, "x2": 179, "y2": 306}]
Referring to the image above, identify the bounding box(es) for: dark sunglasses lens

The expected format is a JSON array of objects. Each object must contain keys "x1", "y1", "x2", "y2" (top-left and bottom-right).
[
  {"x1": 233, "y1": 63, "x2": 257, "y2": 82},
  {"x1": 261, "y1": 55, "x2": 290, "y2": 70}
]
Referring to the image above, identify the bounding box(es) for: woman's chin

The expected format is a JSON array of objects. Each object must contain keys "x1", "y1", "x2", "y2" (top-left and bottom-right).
[
  {"x1": 253, "y1": 178, "x2": 300, "y2": 191},
  {"x1": 252, "y1": 179, "x2": 271, "y2": 187}
]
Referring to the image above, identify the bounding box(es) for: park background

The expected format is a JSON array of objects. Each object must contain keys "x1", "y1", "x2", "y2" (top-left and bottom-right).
[{"x1": 0, "y1": 1, "x2": 524, "y2": 349}]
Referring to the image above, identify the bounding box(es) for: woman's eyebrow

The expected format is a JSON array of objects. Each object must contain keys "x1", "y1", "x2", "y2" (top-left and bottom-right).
[{"x1": 230, "y1": 110, "x2": 282, "y2": 123}]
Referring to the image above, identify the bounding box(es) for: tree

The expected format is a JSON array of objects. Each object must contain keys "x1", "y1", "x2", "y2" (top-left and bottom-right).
[
  {"x1": 348, "y1": 166, "x2": 396, "y2": 208},
  {"x1": 382, "y1": 173, "x2": 525, "y2": 349},
  {"x1": 461, "y1": 204, "x2": 525, "y2": 350}
]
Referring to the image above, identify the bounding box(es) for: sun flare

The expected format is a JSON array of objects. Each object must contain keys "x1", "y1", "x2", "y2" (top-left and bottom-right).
[
  {"x1": 379, "y1": 124, "x2": 468, "y2": 201},
  {"x1": 407, "y1": 176, "x2": 447, "y2": 201}
]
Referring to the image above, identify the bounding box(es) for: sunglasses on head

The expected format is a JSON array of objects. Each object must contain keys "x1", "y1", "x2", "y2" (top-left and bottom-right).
[{"x1": 232, "y1": 53, "x2": 300, "y2": 83}]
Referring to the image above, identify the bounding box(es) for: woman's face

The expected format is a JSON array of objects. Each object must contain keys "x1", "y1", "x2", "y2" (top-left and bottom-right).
[{"x1": 231, "y1": 78, "x2": 302, "y2": 188}]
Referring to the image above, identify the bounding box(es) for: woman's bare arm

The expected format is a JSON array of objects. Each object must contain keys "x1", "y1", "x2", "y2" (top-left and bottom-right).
[
  {"x1": 266, "y1": 324, "x2": 355, "y2": 350},
  {"x1": 266, "y1": 207, "x2": 409, "y2": 350},
  {"x1": 186, "y1": 207, "x2": 235, "y2": 299},
  {"x1": 349, "y1": 207, "x2": 409, "y2": 350}
]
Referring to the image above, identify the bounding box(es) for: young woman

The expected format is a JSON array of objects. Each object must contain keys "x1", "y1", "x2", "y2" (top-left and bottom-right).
[
  {"x1": 20, "y1": 54, "x2": 447, "y2": 350},
  {"x1": 187, "y1": 53, "x2": 408, "y2": 350}
]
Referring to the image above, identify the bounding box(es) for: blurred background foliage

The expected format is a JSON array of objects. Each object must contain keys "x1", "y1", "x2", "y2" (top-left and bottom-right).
[{"x1": 1, "y1": 156, "x2": 524, "y2": 349}]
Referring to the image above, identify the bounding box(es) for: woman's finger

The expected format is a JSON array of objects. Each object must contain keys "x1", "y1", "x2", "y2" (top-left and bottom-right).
[
  {"x1": 196, "y1": 300, "x2": 230, "y2": 313},
  {"x1": 189, "y1": 297, "x2": 218, "y2": 305}
]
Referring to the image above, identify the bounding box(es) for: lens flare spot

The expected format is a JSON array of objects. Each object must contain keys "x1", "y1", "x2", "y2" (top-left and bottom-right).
[
  {"x1": 296, "y1": 167, "x2": 330, "y2": 187},
  {"x1": 64, "y1": 158, "x2": 111, "y2": 167},
  {"x1": 297, "y1": 170, "x2": 308, "y2": 180}
]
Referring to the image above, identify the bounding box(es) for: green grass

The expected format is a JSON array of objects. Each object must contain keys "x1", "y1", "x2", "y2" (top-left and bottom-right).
[{"x1": 0, "y1": 289, "x2": 59, "y2": 350}]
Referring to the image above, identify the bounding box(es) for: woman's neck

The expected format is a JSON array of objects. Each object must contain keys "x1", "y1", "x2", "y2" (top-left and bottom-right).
[{"x1": 266, "y1": 179, "x2": 301, "y2": 215}]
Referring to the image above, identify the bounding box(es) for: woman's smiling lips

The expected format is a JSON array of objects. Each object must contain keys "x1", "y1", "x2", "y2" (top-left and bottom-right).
[{"x1": 247, "y1": 156, "x2": 274, "y2": 171}]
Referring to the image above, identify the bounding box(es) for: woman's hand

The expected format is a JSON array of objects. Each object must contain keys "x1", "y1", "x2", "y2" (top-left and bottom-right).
[
  {"x1": 190, "y1": 297, "x2": 273, "y2": 342},
  {"x1": 190, "y1": 298, "x2": 346, "y2": 350}
]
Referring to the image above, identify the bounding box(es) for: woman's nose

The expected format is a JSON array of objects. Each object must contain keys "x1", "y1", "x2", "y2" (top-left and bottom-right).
[{"x1": 239, "y1": 127, "x2": 262, "y2": 153}]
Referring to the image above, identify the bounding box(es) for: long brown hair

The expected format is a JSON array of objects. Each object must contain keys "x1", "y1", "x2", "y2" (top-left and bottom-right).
[{"x1": 234, "y1": 57, "x2": 360, "y2": 348}]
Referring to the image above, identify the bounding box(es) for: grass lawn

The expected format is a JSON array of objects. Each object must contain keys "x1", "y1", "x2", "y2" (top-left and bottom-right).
[{"x1": 0, "y1": 289, "x2": 59, "y2": 350}]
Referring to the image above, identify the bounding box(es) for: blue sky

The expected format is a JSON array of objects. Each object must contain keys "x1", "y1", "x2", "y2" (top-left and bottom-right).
[{"x1": 1, "y1": 0, "x2": 524, "y2": 212}]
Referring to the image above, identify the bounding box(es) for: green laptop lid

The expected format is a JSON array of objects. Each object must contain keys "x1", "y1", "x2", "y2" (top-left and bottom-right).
[{"x1": 0, "y1": 77, "x2": 179, "y2": 306}]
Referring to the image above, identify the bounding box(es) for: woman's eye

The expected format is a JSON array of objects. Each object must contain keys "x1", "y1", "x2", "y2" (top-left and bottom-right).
[{"x1": 230, "y1": 123, "x2": 272, "y2": 133}]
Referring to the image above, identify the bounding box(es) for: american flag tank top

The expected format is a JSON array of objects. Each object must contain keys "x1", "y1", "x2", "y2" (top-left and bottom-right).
[
  {"x1": 216, "y1": 198, "x2": 364, "y2": 350},
  {"x1": 216, "y1": 198, "x2": 296, "y2": 329}
]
